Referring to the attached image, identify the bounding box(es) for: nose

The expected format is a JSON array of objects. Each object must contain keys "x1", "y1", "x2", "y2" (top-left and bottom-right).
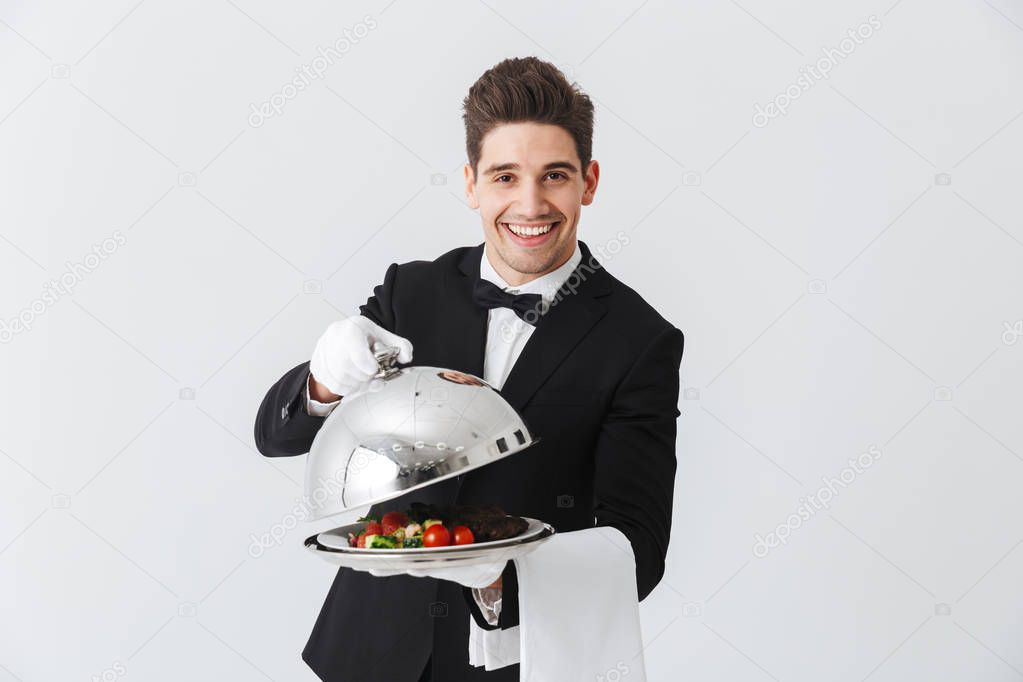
[{"x1": 513, "y1": 180, "x2": 551, "y2": 220}]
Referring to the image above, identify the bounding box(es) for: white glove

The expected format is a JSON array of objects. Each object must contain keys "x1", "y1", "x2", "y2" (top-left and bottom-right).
[
  {"x1": 350, "y1": 561, "x2": 507, "y2": 589},
  {"x1": 309, "y1": 315, "x2": 413, "y2": 398}
]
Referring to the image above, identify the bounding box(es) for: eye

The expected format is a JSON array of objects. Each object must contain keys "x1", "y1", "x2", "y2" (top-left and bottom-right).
[
  {"x1": 546, "y1": 172, "x2": 567, "y2": 181},
  {"x1": 494, "y1": 174, "x2": 513, "y2": 183}
]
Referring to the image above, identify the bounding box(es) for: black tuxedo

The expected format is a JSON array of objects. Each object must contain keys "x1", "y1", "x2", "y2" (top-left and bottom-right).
[{"x1": 253, "y1": 240, "x2": 684, "y2": 681}]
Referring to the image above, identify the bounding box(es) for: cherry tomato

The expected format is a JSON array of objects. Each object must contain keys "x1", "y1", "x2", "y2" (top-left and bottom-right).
[
  {"x1": 423, "y1": 524, "x2": 451, "y2": 548},
  {"x1": 452, "y1": 526, "x2": 474, "y2": 546},
  {"x1": 363, "y1": 522, "x2": 383, "y2": 537},
  {"x1": 380, "y1": 511, "x2": 408, "y2": 536},
  {"x1": 356, "y1": 532, "x2": 366, "y2": 548}
]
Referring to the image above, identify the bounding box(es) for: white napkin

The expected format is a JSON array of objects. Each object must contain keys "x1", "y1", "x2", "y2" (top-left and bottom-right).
[
  {"x1": 469, "y1": 621, "x2": 521, "y2": 670},
  {"x1": 468, "y1": 526, "x2": 647, "y2": 681}
]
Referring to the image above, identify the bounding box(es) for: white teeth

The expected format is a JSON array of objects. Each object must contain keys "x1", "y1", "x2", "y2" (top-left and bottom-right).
[{"x1": 504, "y1": 222, "x2": 555, "y2": 237}]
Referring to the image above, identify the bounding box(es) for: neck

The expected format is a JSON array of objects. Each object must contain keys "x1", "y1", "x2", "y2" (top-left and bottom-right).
[{"x1": 485, "y1": 244, "x2": 574, "y2": 287}]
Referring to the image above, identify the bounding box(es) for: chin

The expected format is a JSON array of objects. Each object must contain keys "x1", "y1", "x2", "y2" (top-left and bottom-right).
[{"x1": 502, "y1": 244, "x2": 567, "y2": 275}]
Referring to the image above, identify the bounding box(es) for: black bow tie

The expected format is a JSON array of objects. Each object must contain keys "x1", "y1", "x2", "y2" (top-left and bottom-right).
[{"x1": 471, "y1": 278, "x2": 547, "y2": 326}]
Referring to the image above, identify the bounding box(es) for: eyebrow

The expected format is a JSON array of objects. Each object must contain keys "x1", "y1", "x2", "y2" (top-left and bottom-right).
[{"x1": 481, "y1": 161, "x2": 579, "y2": 176}]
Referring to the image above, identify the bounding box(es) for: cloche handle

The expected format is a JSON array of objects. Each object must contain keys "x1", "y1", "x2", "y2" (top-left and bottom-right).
[{"x1": 372, "y1": 343, "x2": 402, "y2": 379}]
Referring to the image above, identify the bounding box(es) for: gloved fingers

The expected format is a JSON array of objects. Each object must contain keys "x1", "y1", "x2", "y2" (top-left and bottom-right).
[
  {"x1": 397, "y1": 341, "x2": 414, "y2": 364},
  {"x1": 347, "y1": 342, "x2": 381, "y2": 377},
  {"x1": 318, "y1": 369, "x2": 358, "y2": 398},
  {"x1": 323, "y1": 318, "x2": 359, "y2": 350},
  {"x1": 354, "y1": 563, "x2": 504, "y2": 586},
  {"x1": 420, "y1": 563, "x2": 505, "y2": 588},
  {"x1": 357, "y1": 318, "x2": 413, "y2": 364},
  {"x1": 335, "y1": 364, "x2": 373, "y2": 390},
  {"x1": 348, "y1": 316, "x2": 415, "y2": 365},
  {"x1": 322, "y1": 331, "x2": 374, "y2": 379},
  {"x1": 367, "y1": 568, "x2": 405, "y2": 577},
  {"x1": 377, "y1": 332, "x2": 414, "y2": 364}
]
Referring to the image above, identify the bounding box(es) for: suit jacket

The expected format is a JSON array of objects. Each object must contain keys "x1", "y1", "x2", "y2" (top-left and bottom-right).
[{"x1": 253, "y1": 240, "x2": 684, "y2": 682}]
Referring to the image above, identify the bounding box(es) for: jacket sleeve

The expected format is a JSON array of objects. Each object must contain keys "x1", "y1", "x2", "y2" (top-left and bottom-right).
[
  {"x1": 252, "y1": 262, "x2": 400, "y2": 458},
  {"x1": 470, "y1": 324, "x2": 685, "y2": 629},
  {"x1": 592, "y1": 324, "x2": 684, "y2": 600}
]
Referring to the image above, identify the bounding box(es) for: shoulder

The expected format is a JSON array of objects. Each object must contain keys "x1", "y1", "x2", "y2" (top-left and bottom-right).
[
  {"x1": 388, "y1": 244, "x2": 476, "y2": 282},
  {"x1": 574, "y1": 253, "x2": 684, "y2": 372},
  {"x1": 596, "y1": 262, "x2": 682, "y2": 342}
]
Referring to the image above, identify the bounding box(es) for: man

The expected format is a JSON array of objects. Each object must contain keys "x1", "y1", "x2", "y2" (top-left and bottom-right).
[{"x1": 254, "y1": 56, "x2": 684, "y2": 681}]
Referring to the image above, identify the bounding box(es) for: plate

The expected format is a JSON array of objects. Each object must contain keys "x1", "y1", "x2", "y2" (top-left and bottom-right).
[{"x1": 305, "y1": 517, "x2": 556, "y2": 570}]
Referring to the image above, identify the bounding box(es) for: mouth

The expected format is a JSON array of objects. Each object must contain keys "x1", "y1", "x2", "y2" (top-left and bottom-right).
[{"x1": 500, "y1": 220, "x2": 561, "y2": 247}]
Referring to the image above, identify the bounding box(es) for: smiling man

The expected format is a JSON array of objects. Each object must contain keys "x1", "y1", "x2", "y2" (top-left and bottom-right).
[{"x1": 254, "y1": 56, "x2": 684, "y2": 681}]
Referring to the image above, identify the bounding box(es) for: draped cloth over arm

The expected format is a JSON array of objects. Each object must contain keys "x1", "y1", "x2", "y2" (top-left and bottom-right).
[{"x1": 468, "y1": 526, "x2": 647, "y2": 681}]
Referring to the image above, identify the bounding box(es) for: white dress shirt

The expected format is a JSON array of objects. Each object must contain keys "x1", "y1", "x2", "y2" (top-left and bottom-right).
[
  {"x1": 478, "y1": 241, "x2": 582, "y2": 391},
  {"x1": 304, "y1": 241, "x2": 584, "y2": 623}
]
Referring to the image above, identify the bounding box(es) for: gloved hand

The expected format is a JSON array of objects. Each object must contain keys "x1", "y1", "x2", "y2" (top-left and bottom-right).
[
  {"x1": 349, "y1": 561, "x2": 506, "y2": 589},
  {"x1": 309, "y1": 315, "x2": 413, "y2": 398}
]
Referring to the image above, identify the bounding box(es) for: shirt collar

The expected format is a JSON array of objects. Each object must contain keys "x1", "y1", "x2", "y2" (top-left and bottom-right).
[{"x1": 480, "y1": 241, "x2": 583, "y2": 304}]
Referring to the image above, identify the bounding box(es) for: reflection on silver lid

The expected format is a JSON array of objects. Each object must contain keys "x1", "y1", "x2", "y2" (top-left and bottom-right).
[{"x1": 303, "y1": 346, "x2": 539, "y2": 520}]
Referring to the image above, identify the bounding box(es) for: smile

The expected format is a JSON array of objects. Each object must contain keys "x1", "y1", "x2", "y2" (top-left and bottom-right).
[{"x1": 501, "y1": 221, "x2": 559, "y2": 238}]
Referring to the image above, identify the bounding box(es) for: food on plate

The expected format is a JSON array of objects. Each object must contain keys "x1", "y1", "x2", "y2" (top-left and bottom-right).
[
  {"x1": 380, "y1": 510, "x2": 409, "y2": 535},
  {"x1": 452, "y1": 525, "x2": 474, "y2": 546},
  {"x1": 423, "y1": 523, "x2": 451, "y2": 548},
  {"x1": 409, "y1": 503, "x2": 530, "y2": 542},
  {"x1": 355, "y1": 521, "x2": 382, "y2": 548},
  {"x1": 364, "y1": 534, "x2": 398, "y2": 549},
  {"x1": 347, "y1": 504, "x2": 528, "y2": 549}
]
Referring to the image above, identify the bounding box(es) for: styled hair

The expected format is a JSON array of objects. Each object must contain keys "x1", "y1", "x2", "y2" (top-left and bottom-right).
[{"x1": 462, "y1": 56, "x2": 594, "y2": 177}]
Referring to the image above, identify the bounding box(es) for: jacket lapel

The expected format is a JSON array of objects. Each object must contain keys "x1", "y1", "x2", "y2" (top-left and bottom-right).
[
  {"x1": 448, "y1": 240, "x2": 612, "y2": 410},
  {"x1": 498, "y1": 240, "x2": 611, "y2": 411},
  {"x1": 443, "y1": 243, "x2": 489, "y2": 377}
]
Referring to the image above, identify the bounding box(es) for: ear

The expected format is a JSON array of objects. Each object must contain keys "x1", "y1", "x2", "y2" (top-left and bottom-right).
[
  {"x1": 581, "y1": 159, "x2": 600, "y2": 206},
  {"x1": 463, "y1": 163, "x2": 480, "y2": 209}
]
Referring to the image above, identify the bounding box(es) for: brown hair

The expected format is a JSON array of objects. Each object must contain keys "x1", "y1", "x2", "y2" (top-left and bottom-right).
[{"x1": 462, "y1": 57, "x2": 594, "y2": 178}]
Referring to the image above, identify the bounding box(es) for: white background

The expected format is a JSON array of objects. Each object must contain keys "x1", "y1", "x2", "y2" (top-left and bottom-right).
[{"x1": 2, "y1": 1, "x2": 1022, "y2": 680}]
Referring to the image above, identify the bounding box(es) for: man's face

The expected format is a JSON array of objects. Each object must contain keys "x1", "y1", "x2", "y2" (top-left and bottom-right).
[{"x1": 464, "y1": 122, "x2": 599, "y2": 283}]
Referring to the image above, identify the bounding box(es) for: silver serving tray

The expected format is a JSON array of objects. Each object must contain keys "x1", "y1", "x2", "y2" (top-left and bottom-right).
[{"x1": 305, "y1": 517, "x2": 555, "y2": 570}]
